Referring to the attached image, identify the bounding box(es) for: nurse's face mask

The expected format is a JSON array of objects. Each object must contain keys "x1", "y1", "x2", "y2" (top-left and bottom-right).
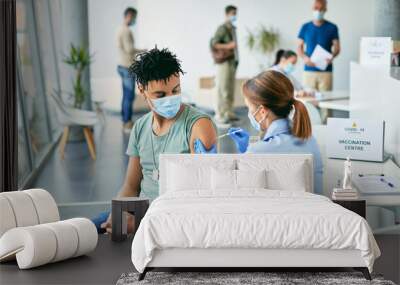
[{"x1": 248, "y1": 105, "x2": 268, "y2": 132}]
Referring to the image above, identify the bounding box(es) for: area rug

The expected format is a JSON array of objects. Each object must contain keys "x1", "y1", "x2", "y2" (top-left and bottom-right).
[{"x1": 116, "y1": 271, "x2": 395, "y2": 285}]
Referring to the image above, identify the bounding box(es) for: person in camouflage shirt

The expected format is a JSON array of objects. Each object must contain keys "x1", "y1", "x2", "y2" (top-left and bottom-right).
[{"x1": 211, "y1": 5, "x2": 239, "y2": 125}]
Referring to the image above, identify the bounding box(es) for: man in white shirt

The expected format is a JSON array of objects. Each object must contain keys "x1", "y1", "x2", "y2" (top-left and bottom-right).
[{"x1": 116, "y1": 7, "x2": 144, "y2": 133}]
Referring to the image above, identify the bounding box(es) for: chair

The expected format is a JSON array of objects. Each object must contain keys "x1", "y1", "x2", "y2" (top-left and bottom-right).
[
  {"x1": 0, "y1": 189, "x2": 97, "y2": 269},
  {"x1": 303, "y1": 102, "x2": 323, "y2": 125},
  {"x1": 50, "y1": 93, "x2": 99, "y2": 160}
]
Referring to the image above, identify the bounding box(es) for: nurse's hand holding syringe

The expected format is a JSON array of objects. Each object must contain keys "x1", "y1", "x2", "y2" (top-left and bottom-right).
[
  {"x1": 227, "y1": 128, "x2": 249, "y2": 153},
  {"x1": 217, "y1": 129, "x2": 242, "y2": 139}
]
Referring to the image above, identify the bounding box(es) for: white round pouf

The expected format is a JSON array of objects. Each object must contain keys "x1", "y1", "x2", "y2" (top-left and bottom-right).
[
  {"x1": 24, "y1": 189, "x2": 60, "y2": 224},
  {"x1": 65, "y1": 218, "x2": 98, "y2": 257},
  {"x1": 42, "y1": 221, "x2": 79, "y2": 262},
  {"x1": 1, "y1": 192, "x2": 39, "y2": 227},
  {"x1": 0, "y1": 196, "x2": 17, "y2": 237},
  {"x1": 0, "y1": 226, "x2": 57, "y2": 269},
  {"x1": 0, "y1": 218, "x2": 98, "y2": 269}
]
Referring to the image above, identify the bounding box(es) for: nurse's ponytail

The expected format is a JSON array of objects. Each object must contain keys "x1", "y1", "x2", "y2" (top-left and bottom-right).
[
  {"x1": 242, "y1": 70, "x2": 312, "y2": 140},
  {"x1": 292, "y1": 99, "x2": 312, "y2": 140}
]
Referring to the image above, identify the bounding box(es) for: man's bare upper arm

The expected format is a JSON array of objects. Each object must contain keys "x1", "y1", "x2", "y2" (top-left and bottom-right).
[{"x1": 189, "y1": 118, "x2": 217, "y2": 153}]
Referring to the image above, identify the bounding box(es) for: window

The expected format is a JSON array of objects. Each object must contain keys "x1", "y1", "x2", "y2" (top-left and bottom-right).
[
  {"x1": 17, "y1": 80, "x2": 32, "y2": 187},
  {"x1": 16, "y1": 0, "x2": 61, "y2": 187}
]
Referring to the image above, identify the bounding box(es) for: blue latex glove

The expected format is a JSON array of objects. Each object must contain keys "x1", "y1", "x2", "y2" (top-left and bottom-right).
[
  {"x1": 194, "y1": 139, "x2": 217, "y2": 154},
  {"x1": 228, "y1": 127, "x2": 249, "y2": 153}
]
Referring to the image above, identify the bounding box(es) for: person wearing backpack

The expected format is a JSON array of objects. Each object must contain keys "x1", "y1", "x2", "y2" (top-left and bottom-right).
[{"x1": 210, "y1": 5, "x2": 239, "y2": 125}]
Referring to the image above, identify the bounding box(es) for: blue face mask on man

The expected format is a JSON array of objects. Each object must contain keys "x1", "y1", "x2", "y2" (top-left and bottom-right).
[
  {"x1": 229, "y1": 15, "x2": 237, "y2": 25},
  {"x1": 128, "y1": 19, "x2": 136, "y2": 26},
  {"x1": 150, "y1": 95, "x2": 182, "y2": 119},
  {"x1": 313, "y1": 10, "x2": 325, "y2": 21}
]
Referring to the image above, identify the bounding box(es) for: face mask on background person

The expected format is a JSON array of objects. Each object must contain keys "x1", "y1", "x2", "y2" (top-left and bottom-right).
[
  {"x1": 283, "y1": 62, "x2": 295, "y2": 75},
  {"x1": 128, "y1": 18, "x2": 136, "y2": 26},
  {"x1": 149, "y1": 95, "x2": 182, "y2": 119},
  {"x1": 313, "y1": 10, "x2": 325, "y2": 21},
  {"x1": 248, "y1": 106, "x2": 268, "y2": 132},
  {"x1": 229, "y1": 15, "x2": 237, "y2": 25}
]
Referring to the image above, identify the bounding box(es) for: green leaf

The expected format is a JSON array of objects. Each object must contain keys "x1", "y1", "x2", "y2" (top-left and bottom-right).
[
  {"x1": 62, "y1": 44, "x2": 94, "y2": 108},
  {"x1": 246, "y1": 25, "x2": 280, "y2": 55}
]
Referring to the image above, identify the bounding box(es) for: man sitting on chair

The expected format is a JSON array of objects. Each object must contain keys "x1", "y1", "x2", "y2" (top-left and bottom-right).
[{"x1": 98, "y1": 47, "x2": 217, "y2": 233}]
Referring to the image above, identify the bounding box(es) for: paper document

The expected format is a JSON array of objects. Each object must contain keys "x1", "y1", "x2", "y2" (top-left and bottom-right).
[
  {"x1": 353, "y1": 175, "x2": 400, "y2": 195},
  {"x1": 310, "y1": 45, "x2": 333, "y2": 71},
  {"x1": 360, "y1": 37, "x2": 391, "y2": 66}
]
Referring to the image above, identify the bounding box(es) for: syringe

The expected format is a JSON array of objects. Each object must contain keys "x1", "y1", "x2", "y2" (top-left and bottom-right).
[{"x1": 217, "y1": 129, "x2": 242, "y2": 139}]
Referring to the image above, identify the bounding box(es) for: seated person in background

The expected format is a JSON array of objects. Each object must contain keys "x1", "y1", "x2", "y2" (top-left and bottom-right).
[
  {"x1": 270, "y1": 49, "x2": 315, "y2": 98},
  {"x1": 98, "y1": 47, "x2": 217, "y2": 233}
]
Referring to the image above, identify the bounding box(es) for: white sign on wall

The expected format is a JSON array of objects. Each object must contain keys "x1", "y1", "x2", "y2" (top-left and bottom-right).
[
  {"x1": 327, "y1": 118, "x2": 385, "y2": 162},
  {"x1": 360, "y1": 37, "x2": 391, "y2": 66}
]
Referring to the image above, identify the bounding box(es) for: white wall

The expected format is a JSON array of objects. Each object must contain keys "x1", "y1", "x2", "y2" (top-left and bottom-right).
[
  {"x1": 88, "y1": 0, "x2": 139, "y2": 110},
  {"x1": 136, "y1": 0, "x2": 375, "y2": 93},
  {"x1": 88, "y1": 0, "x2": 376, "y2": 108},
  {"x1": 88, "y1": 0, "x2": 138, "y2": 79},
  {"x1": 350, "y1": 63, "x2": 400, "y2": 164}
]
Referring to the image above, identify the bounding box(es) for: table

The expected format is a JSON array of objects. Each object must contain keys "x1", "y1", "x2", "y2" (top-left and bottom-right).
[
  {"x1": 112, "y1": 197, "x2": 149, "y2": 242},
  {"x1": 297, "y1": 90, "x2": 350, "y2": 122},
  {"x1": 333, "y1": 199, "x2": 366, "y2": 218},
  {"x1": 318, "y1": 99, "x2": 350, "y2": 119},
  {"x1": 318, "y1": 99, "x2": 350, "y2": 112},
  {"x1": 299, "y1": 90, "x2": 349, "y2": 103},
  {"x1": 0, "y1": 235, "x2": 133, "y2": 285}
]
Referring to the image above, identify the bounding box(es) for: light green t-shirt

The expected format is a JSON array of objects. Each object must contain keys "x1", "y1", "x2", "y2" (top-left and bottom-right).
[{"x1": 126, "y1": 104, "x2": 212, "y2": 200}]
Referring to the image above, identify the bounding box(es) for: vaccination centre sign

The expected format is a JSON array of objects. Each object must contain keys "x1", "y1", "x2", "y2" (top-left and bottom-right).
[{"x1": 327, "y1": 118, "x2": 385, "y2": 162}]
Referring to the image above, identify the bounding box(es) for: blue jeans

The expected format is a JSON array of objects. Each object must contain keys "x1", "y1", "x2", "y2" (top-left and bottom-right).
[{"x1": 117, "y1": 66, "x2": 136, "y2": 123}]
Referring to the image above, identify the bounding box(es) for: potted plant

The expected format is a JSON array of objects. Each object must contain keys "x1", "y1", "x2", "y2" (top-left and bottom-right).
[
  {"x1": 246, "y1": 25, "x2": 280, "y2": 70},
  {"x1": 62, "y1": 44, "x2": 94, "y2": 141},
  {"x1": 63, "y1": 44, "x2": 93, "y2": 109}
]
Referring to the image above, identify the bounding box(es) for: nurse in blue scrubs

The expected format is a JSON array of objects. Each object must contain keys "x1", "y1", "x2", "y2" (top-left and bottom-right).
[{"x1": 195, "y1": 70, "x2": 323, "y2": 194}]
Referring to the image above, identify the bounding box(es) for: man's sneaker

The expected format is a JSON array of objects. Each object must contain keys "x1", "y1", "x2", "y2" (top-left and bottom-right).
[
  {"x1": 123, "y1": 121, "x2": 134, "y2": 134},
  {"x1": 91, "y1": 211, "x2": 110, "y2": 234}
]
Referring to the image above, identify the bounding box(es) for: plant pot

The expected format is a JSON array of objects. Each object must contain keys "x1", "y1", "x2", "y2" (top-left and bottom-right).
[{"x1": 67, "y1": 125, "x2": 85, "y2": 142}]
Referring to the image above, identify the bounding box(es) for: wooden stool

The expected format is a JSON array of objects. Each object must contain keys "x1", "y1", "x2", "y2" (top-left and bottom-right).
[{"x1": 59, "y1": 126, "x2": 96, "y2": 160}]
